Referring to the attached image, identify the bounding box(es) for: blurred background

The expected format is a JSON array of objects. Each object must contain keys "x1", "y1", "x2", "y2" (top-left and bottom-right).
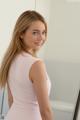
[{"x1": 0, "y1": 0, "x2": 80, "y2": 120}]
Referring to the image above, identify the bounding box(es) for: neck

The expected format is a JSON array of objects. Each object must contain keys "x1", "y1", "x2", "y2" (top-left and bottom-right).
[{"x1": 24, "y1": 49, "x2": 37, "y2": 57}]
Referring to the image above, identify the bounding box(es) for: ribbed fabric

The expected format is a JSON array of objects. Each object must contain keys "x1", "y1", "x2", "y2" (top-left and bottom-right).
[{"x1": 4, "y1": 51, "x2": 51, "y2": 120}]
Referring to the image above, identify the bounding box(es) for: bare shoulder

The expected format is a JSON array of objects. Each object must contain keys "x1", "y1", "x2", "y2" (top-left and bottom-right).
[
  {"x1": 32, "y1": 59, "x2": 46, "y2": 70},
  {"x1": 30, "y1": 59, "x2": 47, "y2": 82}
]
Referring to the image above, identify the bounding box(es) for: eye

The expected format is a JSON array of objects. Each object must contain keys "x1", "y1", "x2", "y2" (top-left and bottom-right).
[
  {"x1": 42, "y1": 31, "x2": 46, "y2": 35},
  {"x1": 32, "y1": 31, "x2": 38, "y2": 35}
]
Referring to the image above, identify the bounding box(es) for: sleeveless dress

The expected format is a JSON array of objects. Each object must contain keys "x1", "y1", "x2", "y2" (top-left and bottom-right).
[{"x1": 4, "y1": 51, "x2": 51, "y2": 120}]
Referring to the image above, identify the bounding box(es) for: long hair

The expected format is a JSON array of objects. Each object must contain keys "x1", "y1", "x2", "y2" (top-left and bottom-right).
[{"x1": 0, "y1": 10, "x2": 47, "y2": 88}]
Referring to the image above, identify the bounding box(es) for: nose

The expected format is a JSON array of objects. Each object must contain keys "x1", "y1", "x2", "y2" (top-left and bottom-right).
[{"x1": 38, "y1": 33, "x2": 43, "y2": 41}]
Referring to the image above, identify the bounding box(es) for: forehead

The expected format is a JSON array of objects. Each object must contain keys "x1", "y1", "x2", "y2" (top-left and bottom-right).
[{"x1": 28, "y1": 20, "x2": 45, "y2": 31}]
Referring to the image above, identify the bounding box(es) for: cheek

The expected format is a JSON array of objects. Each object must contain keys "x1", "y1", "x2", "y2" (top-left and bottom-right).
[
  {"x1": 31, "y1": 35, "x2": 38, "y2": 40},
  {"x1": 25, "y1": 33, "x2": 35, "y2": 41},
  {"x1": 42, "y1": 39, "x2": 46, "y2": 45},
  {"x1": 23, "y1": 34, "x2": 35, "y2": 47},
  {"x1": 23, "y1": 34, "x2": 30, "y2": 42},
  {"x1": 22, "y1": 36, "x2": 29, "y2": 47},
  {"x1": 42, "y1": 36, "x2": 47, "y2": 44},
  {"x1": 42, "y1": 35, "x2": 46, "y2": 41}
]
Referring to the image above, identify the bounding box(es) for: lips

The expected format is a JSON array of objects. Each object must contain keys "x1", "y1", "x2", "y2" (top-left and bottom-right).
[{"x1": 35, "y1": 42, "x2": 43, "y2": 46}]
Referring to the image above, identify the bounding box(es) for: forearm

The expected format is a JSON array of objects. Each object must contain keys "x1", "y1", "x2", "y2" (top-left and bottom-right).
[
  {"x1": 41, "y1": 109, "x2": 53, "y2": 120},
  {"x1": 42, "y1": 114, "x2": 53, "y2": 120}
]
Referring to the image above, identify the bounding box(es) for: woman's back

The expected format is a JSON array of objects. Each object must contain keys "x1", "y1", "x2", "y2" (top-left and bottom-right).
[{"x1": 4, "y1": 51, "x2": 51, "y2": 120}]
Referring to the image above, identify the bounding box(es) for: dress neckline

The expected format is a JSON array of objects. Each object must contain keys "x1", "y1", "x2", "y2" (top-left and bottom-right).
[
  {"x1": 21, "y1": 51, "x2": 32, "y2": 56},
  {"x1": 21, "y1": 51, "x2": 38, "y2": 59}
]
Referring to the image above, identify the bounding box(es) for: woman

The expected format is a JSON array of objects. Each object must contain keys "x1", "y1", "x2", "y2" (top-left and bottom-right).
[{"x1": 0, "y1": 10, "x2": 53, "y2": 120}]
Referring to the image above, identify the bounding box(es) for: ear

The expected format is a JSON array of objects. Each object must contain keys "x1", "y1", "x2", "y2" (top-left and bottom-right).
[
  {"x1": 20, "y1": 35, "x2": 23, "y2": 39},
  {"x1": 20, "y1": 33, "x2": 24, "y2": 40}
]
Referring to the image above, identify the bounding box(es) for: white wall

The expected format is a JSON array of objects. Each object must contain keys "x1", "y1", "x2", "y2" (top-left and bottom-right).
[
  {"x1": 45, "y1": 0, "x2": 80, "y2": 62},
  {"x1": 44, "y1": 0, "x2": 80, "y2": 104},
  {"x1": 0, "y1": 0, "x2": 80, "y2": 117}
]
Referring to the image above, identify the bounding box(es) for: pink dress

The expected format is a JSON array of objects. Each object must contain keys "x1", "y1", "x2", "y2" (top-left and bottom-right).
[{"x1": 4, "y1": 51, "x2": 51, "y2": 120}]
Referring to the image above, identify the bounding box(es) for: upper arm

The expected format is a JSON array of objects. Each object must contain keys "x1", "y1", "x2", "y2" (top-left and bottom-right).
[{"x1": 29, "y1": 60, "x2": 52, "y2": 113}]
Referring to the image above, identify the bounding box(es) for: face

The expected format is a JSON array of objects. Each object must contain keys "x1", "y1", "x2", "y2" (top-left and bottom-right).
[{"x1": 21, "y1": 20, "x2": 46, "y2": 53}]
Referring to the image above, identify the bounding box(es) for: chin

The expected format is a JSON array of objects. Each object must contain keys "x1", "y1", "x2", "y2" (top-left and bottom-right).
[
  {"x1": 33, "y1": 47, "x2": 41, "y2": 52},
  {"x1": 36, "y1": 46, "x2": 41, "y2": 50}
]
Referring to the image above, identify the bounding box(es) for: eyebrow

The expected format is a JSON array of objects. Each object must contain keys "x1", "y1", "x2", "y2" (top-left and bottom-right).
[{"x1": 32, "y1": 29, "x2": 46, "y2": 32}]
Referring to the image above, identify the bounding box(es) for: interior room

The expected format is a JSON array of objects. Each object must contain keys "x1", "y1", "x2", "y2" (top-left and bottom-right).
[{"x1": 0, "y1": 0, "x2": 80, "y2": 120}]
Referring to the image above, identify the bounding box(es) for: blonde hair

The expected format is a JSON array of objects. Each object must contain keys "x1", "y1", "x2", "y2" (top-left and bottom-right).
[{"x1": 0, "y1": 10, "x2": 47, "y2": 88}]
